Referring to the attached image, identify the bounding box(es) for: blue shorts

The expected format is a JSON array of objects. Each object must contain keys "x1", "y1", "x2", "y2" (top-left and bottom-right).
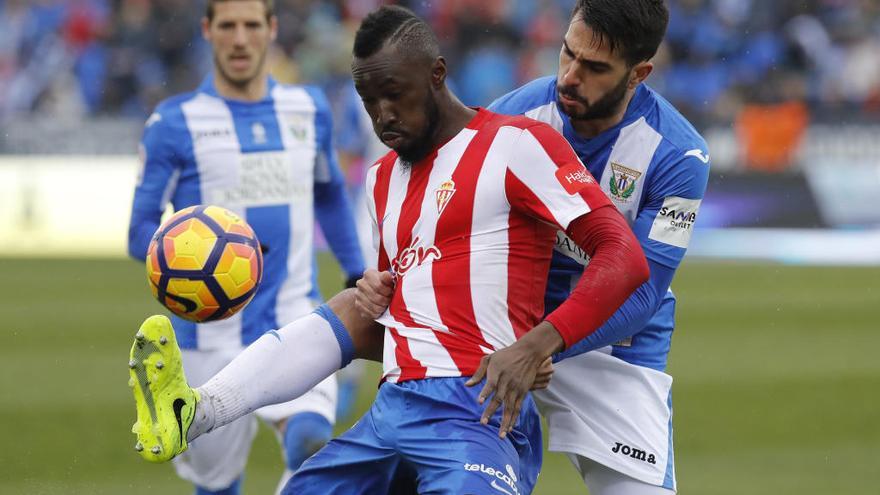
[{"x1": 283, "y1": 377, "x2": 542, "y2": 495}]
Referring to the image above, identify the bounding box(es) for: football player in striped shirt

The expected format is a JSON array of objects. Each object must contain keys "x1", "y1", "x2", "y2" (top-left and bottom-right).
[
  {"x1": 127, "y1": 1, "x2": 364, "y2": 493},
  {"x1": 127, "y1": 6, "x2": 648, "y2": 494}
]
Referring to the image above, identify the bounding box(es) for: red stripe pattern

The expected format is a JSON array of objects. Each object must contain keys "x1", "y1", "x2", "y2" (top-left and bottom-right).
[{"x1": 369, "y1": 109, "x2": 607, "y2": 382}]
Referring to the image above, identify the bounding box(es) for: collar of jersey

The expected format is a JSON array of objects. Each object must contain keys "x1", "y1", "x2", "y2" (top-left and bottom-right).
[{"x1": 558, "y1": 83, "x2": 653, "y2": 156}]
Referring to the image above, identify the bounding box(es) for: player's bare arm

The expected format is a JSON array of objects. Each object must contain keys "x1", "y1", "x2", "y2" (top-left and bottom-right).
[{"x1": 326, "y1": 288, "x2": 384, "y2": 362}]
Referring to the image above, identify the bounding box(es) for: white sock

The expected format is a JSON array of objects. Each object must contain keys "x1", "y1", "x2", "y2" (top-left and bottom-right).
[{"x1": 188, "y1": 312, "x2": 347, "y2": 441}]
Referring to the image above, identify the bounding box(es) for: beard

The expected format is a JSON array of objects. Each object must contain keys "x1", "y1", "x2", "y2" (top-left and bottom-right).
[
  {"x1": 556, "y1": 72, "x2": 630, "y2": 122},
  {"x1": 395, "y1": 94, "x2": 441, "y2": 166}
]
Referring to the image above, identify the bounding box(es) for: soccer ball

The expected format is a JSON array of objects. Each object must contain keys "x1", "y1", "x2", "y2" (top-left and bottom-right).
[{"x1": 145, "y1": 205, "x2": 263, "y2": 322}]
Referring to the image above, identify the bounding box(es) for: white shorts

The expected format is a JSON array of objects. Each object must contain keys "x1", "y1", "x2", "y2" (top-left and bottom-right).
[
  {"x1": 172, "y1": 347, "x2": 337, "y2": 490},
  {"x1": 566, "y1": 455, "x2": 676, "y2": 495},
  {"x1": 534, "y1": 350, "x2": 676, "y2": 492}
]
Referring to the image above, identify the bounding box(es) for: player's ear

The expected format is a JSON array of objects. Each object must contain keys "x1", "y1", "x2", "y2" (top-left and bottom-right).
[
  {"x1": 201, "y1": 17, "x2": 211, "y2": 41},
  {"x1": 431, "y1": 56, "x2": 447, "y2": 89},
  {"x1": 269, "y1": 15, "x2": 278, "y2": 41},
  {"x1": 629, "y1": 61, "x2": 653, "y2": 89}
]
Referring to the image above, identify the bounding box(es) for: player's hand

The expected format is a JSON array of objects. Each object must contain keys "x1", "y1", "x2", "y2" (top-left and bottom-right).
[
  {"x1": 531, "y1": 358, "x2": 554, "y2": 390},
  {"x1": 466, "y1": 346, "x2": 543, "y2": 439},
  {"x1": 465, "y1": 322, "x2": 564, "y2": 438},
  {"x1": 354, "y1": 268, "x2": 394, "y2": 319}
]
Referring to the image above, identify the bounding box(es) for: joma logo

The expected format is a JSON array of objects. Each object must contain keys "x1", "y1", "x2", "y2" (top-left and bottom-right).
[{"x1": 612, "y1": 442, "x2": 656, "y2": 464}]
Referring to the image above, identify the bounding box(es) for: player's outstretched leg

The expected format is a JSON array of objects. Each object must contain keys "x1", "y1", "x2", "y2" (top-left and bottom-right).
[{"x1": 128, "y1": 314, "x2": 200, "y2": 462}]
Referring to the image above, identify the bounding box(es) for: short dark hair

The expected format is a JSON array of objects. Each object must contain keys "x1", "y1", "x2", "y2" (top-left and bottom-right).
[
  {"x1": 205, "y1": 0, "x2": 274, "y2": 23},
  {"x1": 571, "y1": 0, "x2": 668, "y2": 66},
  {"x1": 353, "y1": 5, "x2": 439, "y2": 61}
]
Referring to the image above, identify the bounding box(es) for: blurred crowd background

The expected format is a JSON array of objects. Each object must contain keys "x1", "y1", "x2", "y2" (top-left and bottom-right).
[
  {"x1": 1, "y1": 0, "x2": 880, "y2": 235},
  {"x1": 3, "y1": 0, "x2": 879, "y2": 123}
]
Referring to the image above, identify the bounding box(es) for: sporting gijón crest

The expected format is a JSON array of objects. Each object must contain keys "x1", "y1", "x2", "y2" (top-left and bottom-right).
[{"x1": 435, "y1": 179, "x2": 456, "y2": 215}]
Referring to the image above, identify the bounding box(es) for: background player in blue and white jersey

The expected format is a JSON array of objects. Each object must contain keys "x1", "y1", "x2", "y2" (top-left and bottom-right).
[
  {"x1": 488, "y1": 1, "x2": 710, "y2": 494},
  {"x1": 127, "y1": 1, "x2": 364, "y2": 493},
  {"x1": 331, "y1": 82, "x2": 386, "y2": 422},
  {"x1": 336, "y1": 81, "x2": 385, "y2": 268}
]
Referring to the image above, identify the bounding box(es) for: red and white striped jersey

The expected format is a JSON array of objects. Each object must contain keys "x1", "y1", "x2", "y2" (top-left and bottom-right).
[{"x1": 365, "y1": 108, "x2": 611, "y2": 383}]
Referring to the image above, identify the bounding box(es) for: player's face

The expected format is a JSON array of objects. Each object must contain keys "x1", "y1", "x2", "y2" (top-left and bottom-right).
[
  {"x1": 352, "y1": 46, "x2": 440, "y2": 165},
  {"x1": 556, "y1": 18, "x2": 633, "y2": 121},
  {"x1": 203, "y1": 1, "x2": 277, "y2": 90}
]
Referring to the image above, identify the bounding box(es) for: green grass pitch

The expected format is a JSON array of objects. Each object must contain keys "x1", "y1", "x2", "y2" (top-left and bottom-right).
[{"x1": 1, "y1": 256, "x2": 877, "y2": 494}]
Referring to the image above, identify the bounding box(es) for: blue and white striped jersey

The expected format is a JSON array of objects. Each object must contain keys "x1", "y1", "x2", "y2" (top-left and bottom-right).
[
  {"x1": 490, "y1": 77, "x2": 710, "y2": 371},
  {"x1": 129, "y1": 75, "x2": 364, "y2": 350}
]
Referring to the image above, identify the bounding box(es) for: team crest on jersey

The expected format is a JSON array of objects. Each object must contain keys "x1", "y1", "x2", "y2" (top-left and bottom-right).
[
  {"x1": 435, "y1": 179, "x2": 456, "y2": 215},
  {"x1": 608, "y1": 162, "x2": 642, "y2": 202}
]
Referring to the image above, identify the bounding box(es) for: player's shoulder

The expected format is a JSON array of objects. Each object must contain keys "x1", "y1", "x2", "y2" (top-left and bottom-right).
[
  {"x1": 142, "y1": 91, "x2": 203, "y2": 145},
  {"x1": 488, "y1": 76, "x2": 558, "y2": 116},
  {"x1": 271, "y1": 82, "x2": 331, "y2": 113},
  {"x1": 366, "y1": 150, "x2": 400, "y2": 178},
  {"x1": 147, "y1": 91, "x2": 200, "y2": 131},
  {"x1": 641, "y1": 85, "x2": 709, "y2": 163},
  {"x1": 484, "y1": 109, "x2": 564, "y2": 144},
  {"x1": 633, "y1": 87, "x2": 711, "y2": 197}
]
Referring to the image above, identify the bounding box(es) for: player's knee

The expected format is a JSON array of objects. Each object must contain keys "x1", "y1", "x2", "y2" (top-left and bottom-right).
[
  {"x1": 194, "y1": 477, "x2": 242, "y2": 495},
  {"x1": 283, "y1": 412, "x2": 333, "y2": 471}
]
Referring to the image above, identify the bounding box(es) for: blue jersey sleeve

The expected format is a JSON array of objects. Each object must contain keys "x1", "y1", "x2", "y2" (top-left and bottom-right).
[
  {"x1": 556, "y1": 149, "x2": 710, "y2": 360},
  {"x1": 306, "y1": 86, "x2": 366, "y2": 279},
  {"x1": 127, "y1": 111, "x2": 182, "y2": 261},
  {"x1": 555, "y1": 259, "x2": 674, "y2": 360},
  {"x1": 336, "y1": 84, "x2": 367, "y2": 156},
  {"x1": 633, "y1": 149, "x2": 711, "y2": 269}
]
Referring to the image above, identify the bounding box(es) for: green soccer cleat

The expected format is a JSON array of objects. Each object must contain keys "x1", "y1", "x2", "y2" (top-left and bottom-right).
[{"x1": 128, "y1": 315, "x2": 199, "y2": 463}]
